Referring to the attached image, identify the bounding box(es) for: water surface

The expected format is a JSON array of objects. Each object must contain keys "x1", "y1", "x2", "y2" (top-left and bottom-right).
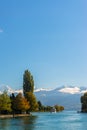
[{"x1": 0, "y1": 111, "x2": 87, "y2": 130}]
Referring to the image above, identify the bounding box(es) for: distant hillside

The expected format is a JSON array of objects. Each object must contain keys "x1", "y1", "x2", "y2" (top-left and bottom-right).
[
  {"x1": 0, "y1": 85, "x2": 87, "y2": 110},
  {"x1": 34, "y1": 86, "x2": 87, "y2": 110}
]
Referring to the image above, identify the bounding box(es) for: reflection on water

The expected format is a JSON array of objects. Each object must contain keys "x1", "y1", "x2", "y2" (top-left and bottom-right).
[
  {"x1": 0, "y1": 118, "x2": 9, "y2": 129},
  {"x1": 21, "y1": 116, "x2": 37, "y2": 130},
  {"x1": 1, "y1": 111, "x2": 87, "y2": 130},
  {"x1": 0, "y1": 115, "x2": 37, "y2": 130}
]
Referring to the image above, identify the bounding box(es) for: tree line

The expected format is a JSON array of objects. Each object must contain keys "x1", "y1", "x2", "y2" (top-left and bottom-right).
[{"x1": 0, "y1": 69, "x2": 64, "y2": 115}]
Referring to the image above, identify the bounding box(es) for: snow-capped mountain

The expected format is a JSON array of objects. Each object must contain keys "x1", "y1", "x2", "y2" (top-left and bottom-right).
[
  {"x1": 0, "y1": 85, "x2": 23, "y2": 95},
  {"x1": 34, "y1": 86, "x2": 87, "y2": 110},
  {"x1": 0, "y1": 85, "x2": 87, "y2": 110},
  {"x1": 0, "y1": 85, "x2": 14, "y2": 94},
  {"x1": 34, "y1": 85, "x2": 87, "y2": 94}
]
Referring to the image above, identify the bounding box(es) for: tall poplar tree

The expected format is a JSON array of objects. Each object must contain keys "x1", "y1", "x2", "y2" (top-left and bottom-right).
[{"x1": 23, "y1": 70, "x2": 34, "y2": 97}]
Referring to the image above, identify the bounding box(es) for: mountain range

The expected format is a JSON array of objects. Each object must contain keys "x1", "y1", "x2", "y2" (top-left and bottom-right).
[{"x1": 0, "y1": 85, "x2": 87, "y2": 110}]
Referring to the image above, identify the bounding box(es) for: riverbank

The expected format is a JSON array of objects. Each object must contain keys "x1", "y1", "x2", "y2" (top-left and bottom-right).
[{"x1": 0, "y1": 114, "x2": 31, "y2": 118}]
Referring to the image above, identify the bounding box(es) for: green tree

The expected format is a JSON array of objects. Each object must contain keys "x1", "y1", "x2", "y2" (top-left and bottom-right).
[
  {"x1": 54, "y1": 105, "x2": 64, "y2": 112},
  {"x1": 38, "y1": 101, "x2": 45, "y2": 111},
  {"x1": 25, "y1": 92, "x2": 38, "y2": 112},
  {"x1": 10, "y1": 93, "x2": 15, "y2": 115},
  {"x1": 0, "y1": 91, "x2": 12, "y2": 114},
  {"x1": 14, "y1": 93, "x2": 30, "y2": 114},
  {"x1": 23, "y1": 70, "x2": 34, "y2": 97},
  {"x1": 38, "y1": 101, "x2": 42, "y2": 111},
  {"x1": 81, "y1": 92, "x2": 87, "y2": 112}
]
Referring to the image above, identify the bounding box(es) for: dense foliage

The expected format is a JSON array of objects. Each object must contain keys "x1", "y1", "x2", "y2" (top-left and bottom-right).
[
  {"x1": 25, "y1": 92, "x2": 38, "y2": 112},
  {"x1": 23, "y1": 70, "x2": 34, "y2": 96},
  {"x1": 0, "y1": 91, "x2": 11, "y2": 114},
  {"x1": 0, "y1": 91, "x2": 64, "y2": 114},
  {"x1": 23, "y1": 69, "x2": 38, "y2": 112},
  {"x1": 10, "y1": 93, "x2": 30, "y2": 114},
  {"x1": 81, "y1": 92, "x2": 87, "y2": 112},
  {"x1": 54, "y1": 105, "x2": 64, "y2": 112},
  {"x1": 37, "y1": 101, "x2": 64, "y2": 112}
]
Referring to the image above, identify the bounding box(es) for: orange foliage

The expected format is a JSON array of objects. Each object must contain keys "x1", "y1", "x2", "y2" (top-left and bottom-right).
[{"x1": 14, "y1": 93, "x2": 30, "y2": 112}]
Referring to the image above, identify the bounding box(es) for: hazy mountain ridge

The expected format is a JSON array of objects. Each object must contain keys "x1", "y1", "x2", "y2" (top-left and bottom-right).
[
  {"x1": 34, "y1": 86, "x2": 85, "y2": 110},
  {"x1": 0, "y1": 85, "x2": 87, "y2": 110}
]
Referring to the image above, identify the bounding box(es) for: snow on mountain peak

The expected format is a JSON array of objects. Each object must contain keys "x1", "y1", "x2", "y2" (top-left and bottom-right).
[
  {"x1": 0, "y1": 85, "x2": 14, "y2": 94},
  {"x1": 0, "y1": 85, "x2": 23, "y2": 95},
  {"x1": 58, "y1": 86, "x2": 80, "y2": 94},
  {"x1": 34, "y1": 88, "x2": 53, "y2": 92},
  {"x1": 0, "y1": 85, "x2": 87, "y2": 95},
  {"x1": 80, "y1": 89, "x2": 87, "y2": 94}
]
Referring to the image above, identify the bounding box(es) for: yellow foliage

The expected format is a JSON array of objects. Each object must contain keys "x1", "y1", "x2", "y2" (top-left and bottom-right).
[{"x1": 14, "y1": 93, "x2": 30, "y2": 112}]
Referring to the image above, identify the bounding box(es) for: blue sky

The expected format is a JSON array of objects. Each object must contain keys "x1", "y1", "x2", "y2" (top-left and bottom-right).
[{"x1": 0, "y1": 0, "x2": 87, "y2": 89}]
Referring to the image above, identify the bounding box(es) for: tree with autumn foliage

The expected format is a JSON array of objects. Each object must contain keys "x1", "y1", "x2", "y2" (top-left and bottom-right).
[
  {"x1": 25, "y1": 92, "x2": 38, "y2": 112},
  {"x1": 23, "y1": 69, "x2": 38, "y2": 112},
  {"x1": 13, "y1": 93, "x2": 30, "y2": 114}
]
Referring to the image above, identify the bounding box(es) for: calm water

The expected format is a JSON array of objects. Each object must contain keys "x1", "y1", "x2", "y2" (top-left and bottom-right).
[{"x1": 0, "y1": 111, "x2": 87, "y2": 130}]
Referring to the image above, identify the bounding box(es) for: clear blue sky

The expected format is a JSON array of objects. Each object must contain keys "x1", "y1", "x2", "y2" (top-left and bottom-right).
[{"x1": 0, "y1": 0, "x2": 87, "y2": 89}]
